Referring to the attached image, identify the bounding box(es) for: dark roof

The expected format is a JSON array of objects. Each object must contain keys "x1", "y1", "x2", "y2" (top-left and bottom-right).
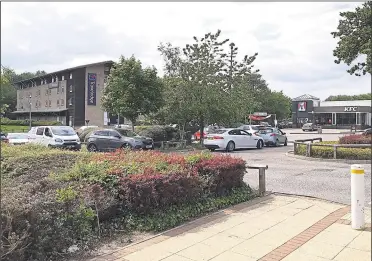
[
  {"x1": 292, "y1": 94, "x2": 320, "y2": 101},
  {"x1": 12, "y1": 60, "x2": 114, "y2": 84}
]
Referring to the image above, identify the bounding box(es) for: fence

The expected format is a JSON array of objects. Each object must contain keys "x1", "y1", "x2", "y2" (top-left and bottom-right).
[{"x1": 294, "y1": 138, "x2": 370, "y2": 159}]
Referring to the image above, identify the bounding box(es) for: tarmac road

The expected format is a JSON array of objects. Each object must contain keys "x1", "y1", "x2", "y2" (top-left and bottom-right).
[{"x1": 223, "y1": 143, "x2": 371, "y2": 206}]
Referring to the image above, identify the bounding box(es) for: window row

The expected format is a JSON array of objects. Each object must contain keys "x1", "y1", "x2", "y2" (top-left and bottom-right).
[
  {"x1": 20, "y1": 73, "x2": 73, "y2": 88},
  {"x1": 19, "y1": 85, "x2": 72, "y2": 99}
]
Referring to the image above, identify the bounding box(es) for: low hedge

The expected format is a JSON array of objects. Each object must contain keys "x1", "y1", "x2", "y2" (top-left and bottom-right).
[
  {"x1": 135, "y1": 125, "x2": 180, "y2": 142},
  {"x1": 295, "y1": 141, "x2": 371, "y2": 160},
  {"x1": 339, "y1": 134, "x2": 371, "y2": 144},
  {"x1": 1, "y1": 146, "x2": 251, "y2": 261},
  {"x1": 1, "y1": 117, "x2": 62, "y2": 126}
]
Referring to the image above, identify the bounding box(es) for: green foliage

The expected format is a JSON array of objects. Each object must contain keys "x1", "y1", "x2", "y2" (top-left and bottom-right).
[
  {"x1": 135, "y1": 125, "x2": 179, "y2": 142},
  {"x1": 295, "y1": 142, "x2": 371, "y2": 160},
  {"x1": 331, "y1": 2, "x2": 372, "y2": 76},
  {"x1": 325, "y1": 93, "x2": 371, "y2": 101},
  {"x1": 0, "y1": 117, "x2": 62, "y2": 126},
  {"x1": 56, "y1": 186, "x2": 78, "y2": 203},
  {"x1": 102, "y1": 55, "x2": 164, "y2": 130}
]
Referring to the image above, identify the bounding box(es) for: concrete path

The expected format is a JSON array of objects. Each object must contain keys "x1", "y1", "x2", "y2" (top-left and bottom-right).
[{"x1": 90, "y1": 194, "x2": 371, "y2": 261}]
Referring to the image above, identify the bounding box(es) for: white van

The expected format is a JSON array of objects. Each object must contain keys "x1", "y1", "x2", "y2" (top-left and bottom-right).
[{"x1": 28, "y1": 126, "x2": 81, "y2": 150}]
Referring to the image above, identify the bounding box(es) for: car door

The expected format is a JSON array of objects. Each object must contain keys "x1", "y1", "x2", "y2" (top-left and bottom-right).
[
  {"x1": 279, "y1": 129, "x2": 287, "y2": 143},
  {"x1": 95, "y1": 131, "x2": 111, "y2": 151},
  {"x1": 35, "y1": 127, "x2": 45, "y2": 145},
  {"x1": 274, "y1": 128, "x2": 285, "y2": 143},
  {"x1": 238, "y1": 130, "x2": 253, "y2": 147},
  {"x1": 227, "y1": 130, "x2": 242, "y2": 148},
  {"x1": 43, "y1": 127, "x2": 54, "y2": 146},
  {"x1": 108, "y1": 130, "x2": 123, "y2": 150}
]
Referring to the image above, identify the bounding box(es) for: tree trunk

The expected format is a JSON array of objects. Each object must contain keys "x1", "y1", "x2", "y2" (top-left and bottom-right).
[
  {"x1": 199, "y1": 115, "x2": 204, "y2": 145},
  {"x1": 130, "y1": 118, "x2": 136, "y2": 132}
]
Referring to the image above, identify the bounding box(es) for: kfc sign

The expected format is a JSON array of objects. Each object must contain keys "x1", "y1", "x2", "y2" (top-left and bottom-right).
[
  {"x1": 298, "y1": 102, "x2": 307, "y2": 112},
  {"x1": 344, "y1": 107, "x2": 358, "y2": 112}
]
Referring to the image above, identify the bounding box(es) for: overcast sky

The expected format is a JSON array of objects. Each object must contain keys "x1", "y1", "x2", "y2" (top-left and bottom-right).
[{"x1": 2, "y1": 2, "x2": 370, "y2": 100}]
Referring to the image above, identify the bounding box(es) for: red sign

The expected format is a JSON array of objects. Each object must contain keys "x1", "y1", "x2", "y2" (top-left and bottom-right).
[{"x1": 298, "y1": 102, "x2": 307, "y2": 112}]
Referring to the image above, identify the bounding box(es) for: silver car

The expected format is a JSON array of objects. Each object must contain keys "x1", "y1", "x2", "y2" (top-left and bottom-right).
[
  {"x1": 302, "y1": 123, "x2": 317, "y2": 132},
  {"x1": 258, "y1": 127, "x2": 288, "y2": 147}
]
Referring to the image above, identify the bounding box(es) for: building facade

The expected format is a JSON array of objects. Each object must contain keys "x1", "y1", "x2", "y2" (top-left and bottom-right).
[
  {"x1": 292, "y1": 94, "x2": 371, "y2": 129},
  {"x1": 13, "y1": 61, "x2": 118, "y2": 127}
]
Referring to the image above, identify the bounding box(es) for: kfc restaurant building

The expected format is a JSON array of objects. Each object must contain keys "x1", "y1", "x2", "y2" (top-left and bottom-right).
[{"x1": 292, "y1": 94, "x2": 371, "y2": 129}]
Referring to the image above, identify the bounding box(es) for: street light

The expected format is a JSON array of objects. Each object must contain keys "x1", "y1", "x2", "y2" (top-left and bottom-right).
[{"x1": 28, "y1": 94, "x2": 32, "y2": 130}]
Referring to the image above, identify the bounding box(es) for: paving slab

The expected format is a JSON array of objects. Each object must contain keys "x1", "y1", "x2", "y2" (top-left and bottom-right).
[{"x1": 102, "y1": 194, "x2": 371, "y2": 261}]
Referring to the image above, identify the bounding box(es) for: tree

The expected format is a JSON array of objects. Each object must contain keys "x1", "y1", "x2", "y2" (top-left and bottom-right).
[
  {"x1": 331, "y1": 2, "x2": 372, "y2": 76},
  {"x1": 325, "y1": 93, "x2": 371, "y2": 101},
  {"x1": 101, "y1": 55, "x2": 164, "y2": 131},
  {"x1": 259, "y1": 90, "x2": 292, "y2": 121}
]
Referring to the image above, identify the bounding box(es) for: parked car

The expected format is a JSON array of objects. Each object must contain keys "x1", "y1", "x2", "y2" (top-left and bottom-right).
[
  {"x1": 6, "y1": 133, "x2": 31, "y2": 145},
  {"x1": 302, "y1": 123, "x2": 317, "y2": 132},
  {"x1": 28, "y1": 126, "x2": 81, "y2": 150},
  {"x1": 258, "y1": 127, "x2": 288, "y2": 147},
  {"x1": 76, "y1": 125, "x2": 99, "y2": 135},
  {"x1": 1, "y1": 132, "x2": 8, "y2": 143},
  {"x1": 260, "y1": 122, "x2": 271, "y2": 128},
  {"x1": 237, "y1": 125, "x2": 261, "y2": 135},
  {"x1": 86, "y1": 128, "x2": 154, "y2": 152},
  {"x1": 363, "y1": 128, "x2": 371, "y2": 136},
  {"x1": 203, "y1": 128, "x2": 264, "y2": 152}
]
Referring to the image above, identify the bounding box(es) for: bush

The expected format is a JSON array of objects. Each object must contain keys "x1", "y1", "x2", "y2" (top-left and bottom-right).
[
  {"x1": 295, "y1": 142, "x2": 371, "y2": 160},
  {"x1": 135, "y1": 125, "x2": 180, "y2": 142},
  {"x1": 78, "y1": 127, "x2": 99, "y2": 142},
  {"x1": 339, "y1": 134, "x2": 372, "y2": 144},
  {"x1": 0, "y1": 117, "x2": 62, "y2": 126}
]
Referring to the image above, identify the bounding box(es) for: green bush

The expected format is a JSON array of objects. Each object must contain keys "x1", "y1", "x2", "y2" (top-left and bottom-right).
[
  {"x1": 135, "y1": 125, "x2": 180, "y2": 142},
  {"x1": 295, "y1": 142, "x2": 371, "y2": 160},
  {"x1": 0, "y1": 117, "x2": 62, "y2": 126}
]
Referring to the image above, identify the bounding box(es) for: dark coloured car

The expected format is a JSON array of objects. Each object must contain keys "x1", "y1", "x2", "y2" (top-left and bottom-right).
[
  {"x1": 86, "y1": 129, "x2": 154, "y2": 152},
  {"x1": 363, "y1": 128, "x2": 371, "y2": 136}
]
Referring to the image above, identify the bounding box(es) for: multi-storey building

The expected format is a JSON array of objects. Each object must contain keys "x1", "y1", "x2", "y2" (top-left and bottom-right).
[{"x1": 12, "y1": 61, "x2": 120, "y2": 127}]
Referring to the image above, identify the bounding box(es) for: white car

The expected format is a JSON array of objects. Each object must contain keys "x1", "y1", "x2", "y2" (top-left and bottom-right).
[
  {"x1": 203, "y1": 128, "x2": 264, "y2": 152},
  {"x1": 28, "y1": 126, "x2": 81, "y2": 150},
  {"x1": 6, "y1": 133, "x2": 31, "y2": 145},
  {"x1": 237, "y1": 125, "x2": 261, "y2": 135}
]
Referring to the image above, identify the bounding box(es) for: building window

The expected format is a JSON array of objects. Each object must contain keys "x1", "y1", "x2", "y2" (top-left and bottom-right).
[
  {"x1": 56, "y1": 76, "x2": 59, "y2": 82},
  {"x1": 61, "y1": 99, "x2": 64, "y2": 106},
  {"x1": 62, "y1": 75, "x2": 65, "y2": 81},
  {"x1": 37, "y1": 90, "x2": 41, "y2": 96},
  {"x1": 61, "y1": 86, "x2": 65, "y2": 93},
  {"x1": 57, "y1": 87, "x2": 60, "y2": 94},
  {"x1": 49, "y1": 100, "x2": 51, "y2": 107},
  {"x1": 69, "y1": 73, "x2": 72, "y2": 79},
  {"x1": 69, "y1": 98, "x2": 73, "y2": 106},
  {"x1": 57, "y1": 100, "x2": 59, "y2": 106},
  {"x1": 45, "y1": 100, "x2": 48, "y2": 107},
  {"x1": 45, "y1": 89, "x2": 48, "y2": 96},
  {"x1": 69, "y1": 85, "x2": 73, "y2": 92}
]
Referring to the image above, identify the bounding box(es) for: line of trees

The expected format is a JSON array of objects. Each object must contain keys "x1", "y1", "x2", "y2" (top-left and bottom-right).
[
  {"x1": 325, "y1": 93, "x2": 371, "y2": 101},
  {"x1": 102, "y1": 30, "x2": 292, "y2": 138}
]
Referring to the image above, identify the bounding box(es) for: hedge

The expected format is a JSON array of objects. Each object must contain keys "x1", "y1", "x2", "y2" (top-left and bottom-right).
[
  {"x1": 1, "y1": 117, "x2": 62, "y2": 126},
  {"x1": 135, "y1": 125, "x2": 180, "y2": 142},
  {"x1": 339, "y1": 134, "x2": 371, "y2": 144},
  {"x1": 1, "y1": 146, "x2": 251, "y2": 261},
  {"x1": 295, "y1": 142, "x2": 371, "y2": 160}
]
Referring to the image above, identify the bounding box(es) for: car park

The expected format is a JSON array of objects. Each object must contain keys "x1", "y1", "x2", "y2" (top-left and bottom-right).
[
  {"x1": 6, "y1": 133, "x2": 31, "y2": 145},
  {"x1": 28, "y1": 126, "x2": 81, "y2": 150},
  {"x1": 86, "y1": 128, "x2": 154, "y2": 152},
  {"x1": 302, "y1": 123, "x2": 317, "y2": 131},
  {"x1": 203, "y1": 128, "x2": 264, "y2": 152},
  {"x1": 258, "y1": 127, "x2": 288, "y2": 147}
]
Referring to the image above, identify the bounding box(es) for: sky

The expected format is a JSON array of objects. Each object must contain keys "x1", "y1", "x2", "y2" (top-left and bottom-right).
[{"x1": 1, "y1": 2, "x2": 371, "y2": 100}]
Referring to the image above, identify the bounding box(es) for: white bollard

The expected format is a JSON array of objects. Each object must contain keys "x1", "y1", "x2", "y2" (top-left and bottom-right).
[{"x1": 350, "y1": 164, "x2": 365, "y2": 230}]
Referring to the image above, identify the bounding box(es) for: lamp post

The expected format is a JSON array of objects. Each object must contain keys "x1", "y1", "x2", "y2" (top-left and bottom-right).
[{"x1": 28, "y1": 94, "x2": 32, "y2": 130}]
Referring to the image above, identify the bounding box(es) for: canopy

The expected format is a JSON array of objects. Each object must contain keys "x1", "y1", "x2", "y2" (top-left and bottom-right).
[{"x1": 249, "y1": 114, "x2": 272, "y2": 121}]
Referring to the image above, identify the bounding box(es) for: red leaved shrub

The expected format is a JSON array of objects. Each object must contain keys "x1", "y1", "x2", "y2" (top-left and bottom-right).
[
  {"x1": 195, "y1": 155, "x2": 246, "y2": 196},
  {"x1": 339, "y1": 134, "x2": 372, "y2": 144},
  {"x1": 118, "y1": 169, "x2": 202, "y2": 214}
]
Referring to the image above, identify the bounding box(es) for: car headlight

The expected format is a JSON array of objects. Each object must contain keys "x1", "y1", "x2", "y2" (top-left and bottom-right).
[{"x1": 55, "y1": 138, "x2": 63, "y2": 143}]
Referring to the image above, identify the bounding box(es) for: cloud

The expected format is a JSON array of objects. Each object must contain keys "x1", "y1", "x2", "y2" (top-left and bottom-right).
[{"x1": 1, "y1": 2, "x2": 370, "y2": 100}]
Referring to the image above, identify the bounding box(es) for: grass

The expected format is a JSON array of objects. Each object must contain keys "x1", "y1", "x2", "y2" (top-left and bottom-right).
[{"x1": 0, "y1": 125, "x2": 30, "y2": 133}]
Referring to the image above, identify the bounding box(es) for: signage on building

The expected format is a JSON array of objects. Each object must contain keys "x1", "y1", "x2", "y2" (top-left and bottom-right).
[
  {"x1": 298, "y1": 101, "x2": 307, "y2": 112},
  {"x1": 344, "y1": 106, "x2": 358, "y2": 112},
  {"x1": 87, "y1": 73, "x2": 97, "y2": 105},
  {"x1": 253, "y1": 112, "x2": 267, "y2": 116}
]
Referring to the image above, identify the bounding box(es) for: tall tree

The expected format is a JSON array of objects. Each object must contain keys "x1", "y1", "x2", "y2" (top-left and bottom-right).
[
  {"x1": 325, "y1": 93, "x2": 371, "y2": 101},
  {"x1": 101, "y1": 55, "x2": 164, "y2": 131},
  {"x1": 331, "y1": 2, "x2": 372, "y2": 76}
]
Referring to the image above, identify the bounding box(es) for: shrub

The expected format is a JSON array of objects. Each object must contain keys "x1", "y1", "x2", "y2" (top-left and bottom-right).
[
  {"x1": 295, "y1": 142, "x2": 371, "y2": 160},
  {"x1": 339, "y1": 134, "x2": 372, "y2": 144},
  {"x1": 78, "y1": 127, "x2": 99, "y2": 142},
  {"x1": 0, "y1": 117, "x2": 62, "y2": 126},
  {"x1": 135, "y1": 125, "x2": 180, "y2": 142}
]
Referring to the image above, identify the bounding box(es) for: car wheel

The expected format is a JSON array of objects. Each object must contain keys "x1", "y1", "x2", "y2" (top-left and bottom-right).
[
  {"x1": 121, "y1": 143, "x2": 131, "y2": 150},
  {"x1": 256, "y1": 140, "x2": 263, "y2": 149},
  {"x1": 284, "y1": 139, "x2": 288, "y2": 146},
  {"x1": 226, "y1": 141, "x2": 235, "y2": 152},
  {"x1": 209, "y1": 148, "x2": 216, "y2": 152},
  {"x1": 274, "y1": 139, "x2": 280, "y2": 147},
  {"x1": 87, "y1": 144, "x2": 98, "y2": 152}
]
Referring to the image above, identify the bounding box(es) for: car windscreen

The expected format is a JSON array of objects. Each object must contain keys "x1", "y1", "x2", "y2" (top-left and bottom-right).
[
  {"x1": 213, "y1": 129, "x2": 228, "y2": 134},
  {"x1": 259, "y1": 128, "x2": 273, "y2": 134},
  {"x1": 51, "y1": 127, "x2": 76, "y2": 136},
  {"x1": 251, "y1": 126, "x2": 259, "y2": 130},
  {"x1": 7, "y1": 133, "x2": 29, "y2": 139}
]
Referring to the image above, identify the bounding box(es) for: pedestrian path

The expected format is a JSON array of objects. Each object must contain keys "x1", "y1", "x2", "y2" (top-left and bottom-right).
[{"x1": 90, "y1": 194, "x2": 371, "y2": 261}]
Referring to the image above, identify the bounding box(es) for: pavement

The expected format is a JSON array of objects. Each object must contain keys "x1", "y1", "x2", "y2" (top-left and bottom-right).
[{"x1": 90, "y1": 194, "x2": 371, "y2": 261}]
